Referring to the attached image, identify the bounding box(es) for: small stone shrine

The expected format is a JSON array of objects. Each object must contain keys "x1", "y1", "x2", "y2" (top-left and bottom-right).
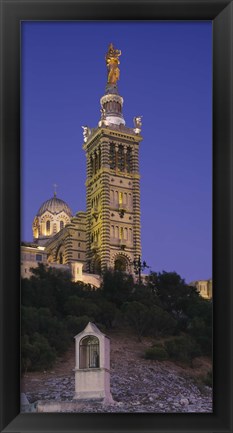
[{"x1": 74, "y1": 322, "x2": 113, "y2": 404}]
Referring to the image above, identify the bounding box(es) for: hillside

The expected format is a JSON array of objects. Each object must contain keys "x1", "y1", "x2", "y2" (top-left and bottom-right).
[{"x1": 21, "y1": 330, "x2": 212, "y2": 413}]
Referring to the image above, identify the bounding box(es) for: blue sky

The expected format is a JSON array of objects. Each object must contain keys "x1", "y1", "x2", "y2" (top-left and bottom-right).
[{"x1": 21, "y1": 21, "x2": 212, "y2": 283}]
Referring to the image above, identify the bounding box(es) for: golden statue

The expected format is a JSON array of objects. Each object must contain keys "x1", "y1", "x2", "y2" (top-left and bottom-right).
[{"x1": 105, "y1": 43, "x2": 121, "y2": 85}]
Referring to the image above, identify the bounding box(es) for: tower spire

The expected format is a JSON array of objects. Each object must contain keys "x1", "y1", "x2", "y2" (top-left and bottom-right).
[{"x1": 99, "y1": 43, "x2": 125, "y2": 127}]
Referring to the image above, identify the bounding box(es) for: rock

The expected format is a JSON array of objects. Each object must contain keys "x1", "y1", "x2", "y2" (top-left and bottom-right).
[
  {"x1": 188, "y1": 395, "x2": 196, "y2": 404},
  {"x1": 21, "y1": 393, "x2": 29, "y2": 405},
  {"x1": 180, "y1": 398, "x2": 189, "y2": 406}
]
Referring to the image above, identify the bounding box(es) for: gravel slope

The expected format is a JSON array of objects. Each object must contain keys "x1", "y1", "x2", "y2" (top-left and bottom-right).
[{"x1": 21, "y1": 330, "x2": 212, "y2": 413}]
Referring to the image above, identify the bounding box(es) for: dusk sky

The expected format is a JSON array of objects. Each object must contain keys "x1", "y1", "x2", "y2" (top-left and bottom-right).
[{"x1": 21, "y1": 21, "x2": 212, "y2": 283}]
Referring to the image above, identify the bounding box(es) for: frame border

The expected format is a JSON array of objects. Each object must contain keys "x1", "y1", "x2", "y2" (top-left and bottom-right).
[{"x1": 0, "y1": 1, "x2": 232, "y2": 432}]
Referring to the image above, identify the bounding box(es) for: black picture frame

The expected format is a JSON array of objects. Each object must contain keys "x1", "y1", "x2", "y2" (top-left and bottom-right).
[{"x1": 0, "y1": 0, "x2": 232, "y2": 432}]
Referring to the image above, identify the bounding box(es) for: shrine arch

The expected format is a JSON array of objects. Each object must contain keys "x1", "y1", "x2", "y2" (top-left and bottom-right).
[{"x1": 79, "y1": 335, "x2": 100, "y2": 369}]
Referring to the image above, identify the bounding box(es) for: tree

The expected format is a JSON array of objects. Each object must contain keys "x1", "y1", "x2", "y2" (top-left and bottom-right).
[
  {"x1": 95, "y1": 299, "x2": 118, "y2": 328},
  {"x1": 101, "y1": 269, "x2": 134, "y2": 307},
  {"x1": 148, "y1": 271, "x2": 200, "y2": 322},
  {"x1": 64, "y1": 296, "x2": 100, "y2": 319},
  {"x1": 122, "y1": 301, "x2": 151, "y2": 340},
  {"x1": 129, "y1": 284, "x2": 160, "y2": 308},
  {"x1": 149, "y1": 305, "x2": 177, "y2": 337},
  {"x1": 21, "y1": 333, "x2": 56, "y2": 372},
  {"x1": 65, "y1": 315, "x2": 91, "y2": 336}
]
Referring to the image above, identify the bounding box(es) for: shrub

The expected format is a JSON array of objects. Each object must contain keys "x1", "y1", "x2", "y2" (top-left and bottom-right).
[
  {"x1": 149, "y1": 305, "x2": 177, "y2": 336},
  {"x1": 145, "y1": 345, "x2": 169, "y2": 361},
  {"x1": 21, "y1": 333, "x2": 56, "y2": 372},
  {"x1": 187, "y1": 316, "x2": 212, "y2": 356},
  {"x1": 164, "y1": 335, "x2": 201, "y2": 363},
  {"x1": 65, "y1": 315, "x2": 92, "y2": 336},
  {"x1": 64, "y1": 296, "x2": 100, "y2": 318},
  {"x1": 202, "y1": 369, "x2": 212, "y2": 387},
  {"x1": 121, "y1": 301, "x2": 151, "y2": 340}
]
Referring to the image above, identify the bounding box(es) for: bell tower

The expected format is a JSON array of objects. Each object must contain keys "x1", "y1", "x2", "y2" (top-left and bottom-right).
[{"x1": 83, "y1": 44, "x2": 142, "y2": 274}]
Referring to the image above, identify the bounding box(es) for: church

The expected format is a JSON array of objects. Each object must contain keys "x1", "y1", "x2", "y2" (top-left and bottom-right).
[{"x1": 21, "y1": 44, "x2": 143, "y2": 282}]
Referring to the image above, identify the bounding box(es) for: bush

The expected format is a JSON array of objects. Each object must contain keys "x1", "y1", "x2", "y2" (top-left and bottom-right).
[
  {"x1": 187, "y1": 316, "x2": 212, "y2": 356},
  {"x1": 149, "y1": 305, "x2": 177, "y2": 337},
  {"x1": 121, "y1": 301, "x2": 151, "y2": 340},
  {"x1": 145, "y1": 345, "x2": 168, "y2": 361},
  {"x1": 164, "y1": 335, "x2": 201, "y2": 363},
  {"x1": 64, "y1": 296, "x2": 100, "y2": 318},
  {"x1": 21, "y1": 333, "x2": 56, "y2": 372},
  {"x1": 202, "y1": 369, "x2": 212, "y2": 387}
]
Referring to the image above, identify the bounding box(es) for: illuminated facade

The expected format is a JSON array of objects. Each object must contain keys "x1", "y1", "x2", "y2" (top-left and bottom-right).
[
  {"x1": 189, "y1": 279, "x2": 212, "y2": 300},
  {"x1": 32, "y1": 193, "x2": 72, "y2": 246},
  {"x1": 22, "y1": 44, "x2": 142, "y2": 276},
  {"x1": 84, "y1": 44, "x2": 142, "y2": 274}
]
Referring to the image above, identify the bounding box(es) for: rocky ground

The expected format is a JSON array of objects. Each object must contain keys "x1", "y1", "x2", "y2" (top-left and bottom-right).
[{"x1": 21, "y1": 330, "x2": 212, "y2": 413}]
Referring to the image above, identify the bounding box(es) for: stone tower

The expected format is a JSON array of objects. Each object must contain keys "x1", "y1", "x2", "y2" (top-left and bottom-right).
[{"x1": 83, "y1": 44, "x2": 142, "y2": 274}]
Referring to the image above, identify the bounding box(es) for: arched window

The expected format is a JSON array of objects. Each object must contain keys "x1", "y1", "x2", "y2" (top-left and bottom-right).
[
  {"x1": 115, "y1": 226, "x2": 119, "y2": 238},
  {"x1": 126, "y1": 147, "x2": 132, "y2": 172},
  {"x1": 110, "y1": 190, "x2": 114, "y2": 205},
  {"x1": 94, "y1": 152, "x2": 98, "y2": 174},
  {"x1": 60, "y1": 220, "x2": 64, "y2": 230},
  {"x1": 110, "y1": 143, "x2": 115, "y2": 169},
  {"x1": 117, "y1": 145, "x2": 124, "y2": 171},
  {"x1": 129, "y1": 228, "x2": 133, "y2": 242},
  {"x1": 79, "y1": 336, "x2": 100, "y2": 369},
  {"x1": 115, "y1": 191, "x2": 118, "y2": 205},
  {"x1": 114, "y1": 256, "x2": 127, "y2": 272},
  {"x1": 128, "y1": 193, "x2": 132, "y2": 208},
  {"x1": 120, "y1": 227, "x2": 124, "y2": 240},
  {"x1": 119, "y1": 192, "x2": 123, "y2": 205},
  {"x1": 46, "y1": 220, "x2": 50, "y2": 235}
]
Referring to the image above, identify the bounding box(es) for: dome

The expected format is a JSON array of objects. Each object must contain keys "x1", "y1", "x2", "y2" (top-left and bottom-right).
[{"x1": 37, "y1": 195, "x2": 73, "y2": 217}]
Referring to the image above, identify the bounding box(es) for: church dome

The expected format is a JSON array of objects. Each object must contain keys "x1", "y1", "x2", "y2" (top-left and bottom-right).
[
  {"x1": 37, "y1": 195, "x2": 73, "y2": 217},
  {"x1": 33, "y1": 193, "x2": 73, "y2": 246}
]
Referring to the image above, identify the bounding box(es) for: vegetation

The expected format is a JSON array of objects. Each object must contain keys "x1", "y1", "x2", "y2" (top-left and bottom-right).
[
  {"x1": 202, "y1": 369, "x2": 212, "y2": 387},
  {"x1": 164, "y1": 335, "x2": 201, "y2": 363},
  {"x1": 144, "y1": 344, "x2": 169, "y2": 361},
  {"x1": 21, "y1": 265, "x2": 212, "y2": 372}
]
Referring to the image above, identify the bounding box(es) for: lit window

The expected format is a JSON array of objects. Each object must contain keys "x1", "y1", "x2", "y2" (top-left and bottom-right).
[
  {"x1": 120, "y1": 227, "x2": 124, "y2": 240},
  {"x1": 36, "y1": 254, "x2": 42, "y2": 262},
  {"x1": 46, "y1": 220, "x2": 50, "y2": 235},
  {"x1": 119, "y1": 192, "x2": 123, "y2": 205}
]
